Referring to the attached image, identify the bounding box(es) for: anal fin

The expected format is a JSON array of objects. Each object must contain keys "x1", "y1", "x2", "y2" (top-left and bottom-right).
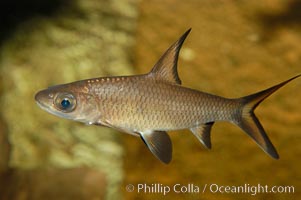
[
  {"x1": 190, "y1": 122, "x2": 214, "y2": 149},
  {"x1": 140, "y1": 131, "x2": 172, "y2": 164}
]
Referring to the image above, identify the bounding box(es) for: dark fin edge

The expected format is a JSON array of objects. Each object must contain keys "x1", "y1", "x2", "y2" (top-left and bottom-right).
[
  {"x1": 237, "y1": 74, "x2": 301, "y2": 159},
  {"x1": 190, "y1": 122, "x2": 214, "y2": 149},
  {"x1": 140, "y1": 131, "x2": 172, "y2": 164},
  {"x1": 148, "y1": 29, "x2": 192, "y2": 85}
]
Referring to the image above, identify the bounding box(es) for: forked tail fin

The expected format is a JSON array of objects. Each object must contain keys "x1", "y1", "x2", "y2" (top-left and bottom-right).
[{"x1": 236, "y1": 75, "x2": 300, "y2": 159}]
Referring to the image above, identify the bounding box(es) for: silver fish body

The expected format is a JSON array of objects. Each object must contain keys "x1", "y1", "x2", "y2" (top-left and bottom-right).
[
  {"x1": 35, "y1": 29, "x2": 300, "y2": 163},
  {"x1": 88, "y1": 75, "x2": 237, "y2": 131}
]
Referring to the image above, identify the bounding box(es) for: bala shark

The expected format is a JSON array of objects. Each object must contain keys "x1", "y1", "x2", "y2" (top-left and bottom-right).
[{"x1": 35, "y1": 29, "x2": 300, "y2": 164}]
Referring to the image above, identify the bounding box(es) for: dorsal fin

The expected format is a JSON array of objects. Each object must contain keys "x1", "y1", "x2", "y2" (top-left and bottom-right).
[{"x1": 149, "y1": 29, "x2": 191, "y2": 85}]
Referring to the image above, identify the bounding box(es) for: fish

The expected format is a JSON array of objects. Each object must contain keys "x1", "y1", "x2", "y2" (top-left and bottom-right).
[{"x1": 35, "y1": 29, "x2": 300, "y2": 164}]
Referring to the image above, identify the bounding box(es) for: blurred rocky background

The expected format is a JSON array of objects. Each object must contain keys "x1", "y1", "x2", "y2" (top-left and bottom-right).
[
  {"x1": 0, "y1": 0, "x2": 138, "y2": 199},
  {"x1": 1, "y1": 0, "x2": 301, "y2": 200}
]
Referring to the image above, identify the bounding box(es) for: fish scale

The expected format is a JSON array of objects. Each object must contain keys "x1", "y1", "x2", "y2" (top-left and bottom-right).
[
  {"x1": 35, "y1": 29, "x2": 300, "y2": 164},
  {"x1": 91, "y1": 76, "x2": 230, "y2": 131}
]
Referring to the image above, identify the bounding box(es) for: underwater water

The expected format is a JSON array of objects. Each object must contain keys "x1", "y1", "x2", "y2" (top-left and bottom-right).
[
  {"x1": 125, "y1": 0, "x2": 301, "y2": 199},
  {"x1": 0, "y1": 0, "x2": 300, "y2": 199}
]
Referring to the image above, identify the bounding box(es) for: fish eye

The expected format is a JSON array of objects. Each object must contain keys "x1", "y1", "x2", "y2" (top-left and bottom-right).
[
  {"x1": 54, "y1": 93, "x2": 76, "y2": 112},
  {"x1": 61, "y1": 99, "x2": 71, "y2": 108}
]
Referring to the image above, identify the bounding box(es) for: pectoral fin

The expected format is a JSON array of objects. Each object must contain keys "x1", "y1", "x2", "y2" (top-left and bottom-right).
[
  {"x1": 140, "y1": 131, "x2": 172, "y2": 164},
  {"x1": 190, "y1": 122, "x2": 214, "y2": 149}
]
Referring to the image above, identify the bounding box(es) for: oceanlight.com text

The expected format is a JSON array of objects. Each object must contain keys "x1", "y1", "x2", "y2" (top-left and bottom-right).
[
  {"x1": 209, "y1": 183, "x2": 294, "y2": 196},
  {"x1": 125, "y1": 183, "x2": 295, "y2": 196}
]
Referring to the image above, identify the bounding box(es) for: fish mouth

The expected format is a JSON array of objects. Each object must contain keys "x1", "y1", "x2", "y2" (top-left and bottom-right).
[
  {"x1": 34, "y1": 90, "x2": 55, "y2": 113},
  {"x1": 35, "y1": 98, "x2": 49, "y2": 112},
  {"x1": 35, "y1": 90, "x2": 47, "y2": 106},
  {"x1": 34, "y1": 90, "x2": 76, "y2": 120}
]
